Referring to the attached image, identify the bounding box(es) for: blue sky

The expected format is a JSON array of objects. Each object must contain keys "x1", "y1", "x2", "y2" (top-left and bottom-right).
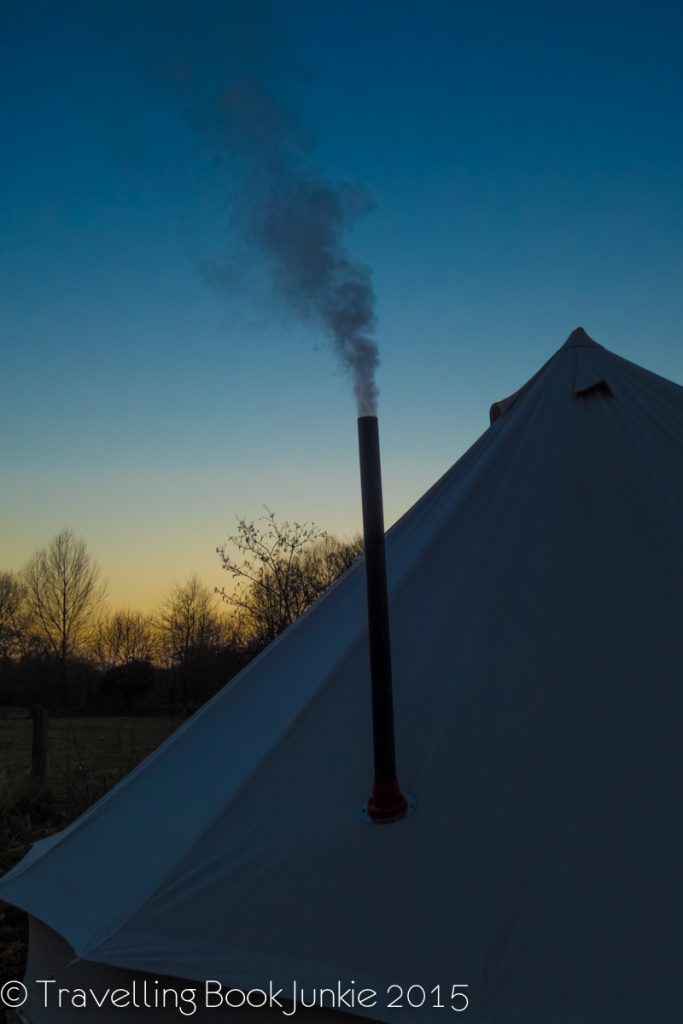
[{"x1": 2, "y1": 0, "x2": 682, "y2": 609}]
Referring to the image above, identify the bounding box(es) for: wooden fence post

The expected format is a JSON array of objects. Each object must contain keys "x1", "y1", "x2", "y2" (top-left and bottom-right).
[{"x1": 31, "y1": 705, "x2": 48, "y2": 786}]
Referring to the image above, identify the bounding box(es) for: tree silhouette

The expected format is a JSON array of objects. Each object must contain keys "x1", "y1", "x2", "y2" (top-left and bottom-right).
[
  {"x1": 157, "y1": 576, "x2": 227, "y2": 712},
  {"x1": 94, "y1": 609, "x2": 156, "y2": 669},
  {"x1": 22, "y1": 529, "x2": 105, "y2": 703},
  {"x1": 0, "y1": 570, "x2": 29, "y2": 659},
  {"x1": 217, "y1": 509, "x2": 362, "y2": 648}
]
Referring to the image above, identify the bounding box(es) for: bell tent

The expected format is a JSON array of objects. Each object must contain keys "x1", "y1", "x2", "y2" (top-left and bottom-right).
[{"x1": 2, "y1": 328, "x2": 682, "y2": 1023}]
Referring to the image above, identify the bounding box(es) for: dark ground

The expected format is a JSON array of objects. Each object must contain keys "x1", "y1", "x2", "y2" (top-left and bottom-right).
[{"x1": 0, "y1": 715, "x2": 182, "y2": 1023}]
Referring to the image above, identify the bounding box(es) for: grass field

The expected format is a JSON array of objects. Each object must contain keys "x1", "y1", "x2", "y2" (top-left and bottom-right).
[
  {"x1": 0, "y1": 714, "x2": 183, "y2": 803},
  {"x1": 0, "y1": 714, "x2": 183, "y2": 1019}
]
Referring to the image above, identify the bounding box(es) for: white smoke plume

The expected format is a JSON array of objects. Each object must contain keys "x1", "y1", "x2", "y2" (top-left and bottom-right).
[
  {"x1": 208, "y1": 79, "x2": 380, "y2": 416},
  {"x1": 123, "y1": 0, "x2": 381, "y2": 415}
]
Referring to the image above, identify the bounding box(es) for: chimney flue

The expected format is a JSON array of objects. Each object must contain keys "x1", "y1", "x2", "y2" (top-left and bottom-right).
[{"x1": 357, "y1": 415, "x2": 409, "y2": 823}]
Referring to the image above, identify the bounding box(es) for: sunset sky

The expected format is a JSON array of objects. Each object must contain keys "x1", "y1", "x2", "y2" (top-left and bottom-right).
[{"x1": 2, "y1": 0, "x2": 683, "y2": 611}]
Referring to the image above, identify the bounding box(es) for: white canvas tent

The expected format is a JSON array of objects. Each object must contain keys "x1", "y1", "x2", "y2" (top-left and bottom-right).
[{"x1": 2, "y1": 328, "x2": 683, "y2": 1023}]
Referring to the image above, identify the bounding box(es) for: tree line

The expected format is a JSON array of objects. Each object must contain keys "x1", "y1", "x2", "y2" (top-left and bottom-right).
[{"x1": 0, "y1": 515, "x2": 362, "y2": 713}]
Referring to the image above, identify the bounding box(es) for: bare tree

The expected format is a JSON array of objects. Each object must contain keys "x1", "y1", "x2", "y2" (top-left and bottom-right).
[
  {"x1": 0, "y1": 570, "x2": 29, "y2": 659},
  {"x1": 22, "y1": 529, "x2": 106, "y2": 702},
  {"x1": 93, "y1": 609, "x2": 156, "y2": 668},
  {"x1": 157, "y1": 576, "x2": 226, "y2": 711},
  {"x1": 299, "y1": 533, "x2": 365, "y2": 595},
  {"x1": 216, "y1": 509, "x2": 363, "y2": 648}
]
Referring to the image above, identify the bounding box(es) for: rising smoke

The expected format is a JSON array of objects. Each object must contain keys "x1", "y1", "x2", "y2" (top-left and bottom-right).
[
  {"x1": 134, "y1": 1, "x2": 380, "y2": 415},
  {"x1": 209, "y1": 79, "x2": 380, "y2": 416}
]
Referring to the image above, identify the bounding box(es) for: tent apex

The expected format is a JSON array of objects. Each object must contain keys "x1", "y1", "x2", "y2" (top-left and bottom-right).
[{"x1": 561, "y1": 326, "x2": 601, "y2": 350}]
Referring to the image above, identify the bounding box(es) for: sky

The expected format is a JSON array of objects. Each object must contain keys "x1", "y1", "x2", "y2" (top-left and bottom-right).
[{"x1": 2, "y1": 0, "x2": 682, "y2": 611}]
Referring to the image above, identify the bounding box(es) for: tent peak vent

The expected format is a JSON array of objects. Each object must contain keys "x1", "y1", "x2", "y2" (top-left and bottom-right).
[{"x1": 575, "y1": 378, "x2": 612, "y2": 398}]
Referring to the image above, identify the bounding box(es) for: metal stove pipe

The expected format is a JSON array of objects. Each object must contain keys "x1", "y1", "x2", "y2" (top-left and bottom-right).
[{"x1": 357, "y1": 415, "x2": 408, "y2": 823}]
